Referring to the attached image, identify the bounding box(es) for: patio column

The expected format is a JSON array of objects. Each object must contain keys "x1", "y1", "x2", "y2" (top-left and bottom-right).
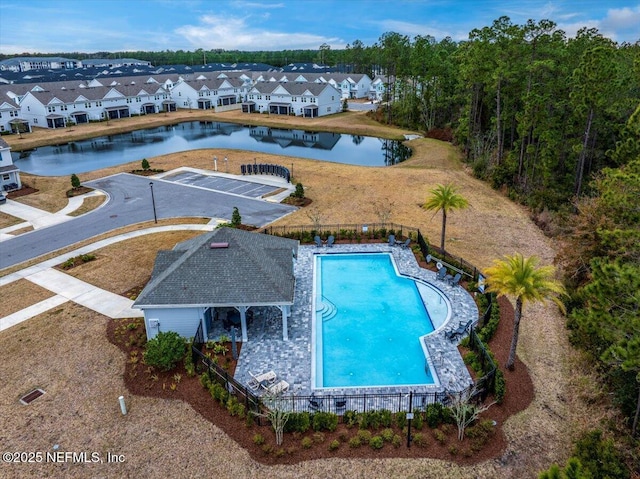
[
  {"x1": 277, "y1": 305, "x2": 289, "y2": 341},
  {"x1": 238, "y1": 306, "x2": 249, "y2": 342}
]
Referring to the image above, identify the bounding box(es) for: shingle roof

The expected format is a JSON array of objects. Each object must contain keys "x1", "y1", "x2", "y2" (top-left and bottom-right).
[{"x1": 133, "y1": 228, "x2": 299, "y2": 308}]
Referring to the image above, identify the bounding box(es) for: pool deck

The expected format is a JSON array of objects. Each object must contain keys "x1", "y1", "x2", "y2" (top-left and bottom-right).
[{"x1": 210, "y1": 243, "x2": 477, "y2": 403}]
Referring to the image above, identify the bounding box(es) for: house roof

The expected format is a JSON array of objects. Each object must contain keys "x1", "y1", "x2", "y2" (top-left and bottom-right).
[{"x1": 133, "y1": 228, "x2": 299, "y2": 308}]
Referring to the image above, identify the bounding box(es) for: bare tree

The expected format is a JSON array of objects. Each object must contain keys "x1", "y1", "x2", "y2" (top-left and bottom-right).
[
  {"x1": 449, "y1": 388, "x2": 495, "y2": 441},
  {"x1": 305, "y1": 206, "x2": 323, "y2": 231},
  {"x1": 255, "y1": 390, "x2": 291, "y2": 446},
  {"x1": 373, "y1": 199, "x2": 394, "y2": 224}
]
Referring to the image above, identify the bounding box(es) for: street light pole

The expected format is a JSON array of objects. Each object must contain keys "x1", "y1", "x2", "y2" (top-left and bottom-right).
[{"x1": 149, "y1": 181, "x2": 157, "y2": 224}]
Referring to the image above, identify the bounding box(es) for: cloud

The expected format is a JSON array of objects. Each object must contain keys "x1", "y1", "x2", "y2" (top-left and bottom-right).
[
  {"x1": 557, "y1": 5, "x2": 640, "y2": 42},
  {"x1": 600, "y1": 6, "x2": 640, "y2": 39},
  {"x1": 175, "y1": 14, "x2": 343, "y2": 50},
  {"x1": 376, "y1": 19, "x2": 470, "y2": 42}
]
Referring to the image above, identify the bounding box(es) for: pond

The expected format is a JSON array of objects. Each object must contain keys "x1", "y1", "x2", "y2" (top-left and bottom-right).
[{"x1": 13, "y1": 121, "x2": 412, "y2": 176}]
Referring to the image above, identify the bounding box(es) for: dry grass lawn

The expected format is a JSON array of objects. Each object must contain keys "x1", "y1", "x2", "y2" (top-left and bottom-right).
[
  {"x1": 0, "y1": 110, "x2": 595, "y2": 478},
  {"x1": 0, "y1": 280, "x2": 55, "y2": 317}
]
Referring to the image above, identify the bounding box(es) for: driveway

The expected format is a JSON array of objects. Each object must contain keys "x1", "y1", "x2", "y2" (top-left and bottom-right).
[{"x1": 0, "y1": 173, "x2": 296, "y2": 269}]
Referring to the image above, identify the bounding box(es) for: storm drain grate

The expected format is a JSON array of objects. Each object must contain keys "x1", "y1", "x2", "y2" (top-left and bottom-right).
[{"x1": 20, "y1": 388, "x2": 45, "y2": 405}]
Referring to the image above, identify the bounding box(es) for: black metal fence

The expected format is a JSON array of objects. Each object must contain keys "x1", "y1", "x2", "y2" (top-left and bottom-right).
[
  {"x1": 261, "y1": 222, "x2": 481, "y2": 282},
  {"x1": 190, "y1": 225, "x2": 497, "y2": 416}
]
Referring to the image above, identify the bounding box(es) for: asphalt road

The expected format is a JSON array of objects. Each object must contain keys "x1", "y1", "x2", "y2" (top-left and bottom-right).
[{"x1": 0, "y1": 173, "x2": 296, "y2": 269}]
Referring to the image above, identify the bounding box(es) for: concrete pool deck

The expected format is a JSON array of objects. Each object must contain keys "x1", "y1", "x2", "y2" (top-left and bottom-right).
[{"x1": 220, "y1": 243, "x2": 477, "y2": 403}]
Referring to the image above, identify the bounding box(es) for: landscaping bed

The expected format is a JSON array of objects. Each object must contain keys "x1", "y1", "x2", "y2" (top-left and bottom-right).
[{"x1": 106, "y1": 293, "x2": 533, "y2": 465}]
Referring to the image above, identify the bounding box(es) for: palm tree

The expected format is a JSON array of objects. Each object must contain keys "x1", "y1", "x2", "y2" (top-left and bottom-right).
[
  {"x1": 423, "y1": 183, "x2": 468, "y2": 252},
  {"x1": 484, "y1": 253, "x2": 566, "y2": 370}
]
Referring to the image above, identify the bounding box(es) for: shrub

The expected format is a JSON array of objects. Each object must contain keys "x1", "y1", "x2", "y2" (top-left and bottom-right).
[
  {"x1": 381, "y1": 428, "x2": 394, "y2": 442},
  {"x1": 143, "y1": 331, "x2": 186, "y2": 371},
  {"x1": 293, "y1": 182, "x2": 305, "y2": 198},
  {"x1": 392, "y1": 434, "x2": 402, "y2": 448},
  {"x1": 253, "y1": 434, "x2": 265, "y2": 445},
  {"x1": 312, "y1": 432, "x2": 325, "y2": 443},
  {"x1": 141, "y1": 158, "x2": 150, "y2": 170},
  {"x1": 573, "y1": 430, "x2": 629, "y2": 479},
  {"x1": 348, "y1": 436, "x2": 361, "y2": 448},
  {"x1": 494, "y1": 369, "x2": 506, "y2": 404},
  {"x1": 433, "y1": 429, "x2": 447, "y2": 444},
  {"x1": 425, "y1": 402, "x2": 447, "y2": 428},
  {"x1": 412, "y1": 411, "x2": 423, "y2": 430},
  {"x1": 379, "y1": 409, "x2": 393, "y2": 427},
  {"x1": 329, "y1": 439, "x2": 340, "y2": 451},
  {"x1": 343, "y1": 410, "x2": 358, "y2": 427},
  {"x1": 285, "y1": 412, "x2": 311, "y2": 433},
  {"x1": 357, "y1": 429, "x2": 372, "y2": 443},
  {"x1": 70, "y1": 173, "x2": 81, "y2": 189},
  {"x1": 412, "y1": 432, "x2": 428, "y2": 447},
  {"x1": 231, "y1": 207, "x2": 242, "y2": 227},
  {"x1": 395, "y1": 412, "x2": 407, "y2": 429},
  {"x1": 300, "y1": 437, "x2": 313, "y2": 449},
  {"x1": 312, "y1": 411, "x2": 338, "y2": 432},
  {"x1": 369, "y1": 436, "x2": 384, "y2": 449}
]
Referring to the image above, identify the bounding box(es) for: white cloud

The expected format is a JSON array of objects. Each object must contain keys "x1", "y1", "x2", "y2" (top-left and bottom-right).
[
  {"x1": 175, "y1": 14, "x2": 343, "y2": 50},
  {"x1": 600, "y1": 6, "x2": 640, "y2": 36},
  {"x1": 376, "y1": 19, "x2": 470, "y2": 42}
]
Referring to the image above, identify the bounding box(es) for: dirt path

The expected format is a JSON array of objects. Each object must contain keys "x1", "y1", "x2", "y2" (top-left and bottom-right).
[{"x1": 0, "y1": 110, "x2": 574, "y2": 478}]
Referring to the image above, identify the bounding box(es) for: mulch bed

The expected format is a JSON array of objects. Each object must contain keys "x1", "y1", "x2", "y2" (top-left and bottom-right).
[
  {"x1": 130, "y1": 169, "x2": 165, "y2": 176},
  {"x1": 7, "y1": 185, "x2": 38, "y2": 198},
  {"x1": 106, "y1": 290, "x2": 533, "y2": 465}
]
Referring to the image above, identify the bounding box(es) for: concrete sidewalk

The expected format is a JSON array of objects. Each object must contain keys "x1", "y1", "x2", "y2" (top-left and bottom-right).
[
  {"x1": 0, "y1": 224, "x2": 215, "y2": 332},
  {"x1": 0, "y1": 190, "x2": 105, "y2": 239}
]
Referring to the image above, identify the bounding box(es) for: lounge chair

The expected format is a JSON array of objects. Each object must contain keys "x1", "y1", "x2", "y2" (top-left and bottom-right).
[
  {"x1": 309, "y1": 395, "x2": 324, "y2": 410},
  {"x1": 388, "y1": 234, "x2": 396, "y2": 246},
  {"x1": 314, "y1": 235, "x2": 322, "y2": 247},
  {"x1": 436, "y1": 267, "x2": 447, "y2": 281},
  {"x1": 399, "y1": 238, "x2": 411, "y2": 248},
  {"x1": 334, "y1": 396, "x2": 347, "y2": 410},
  {"x1": 248, "y1": 370, "x2": 277, "y2": 390},
  {"x1": 447, "y1": 272, "x2": 462, "y2": 287},
  {"x1": 444, "y1": 319, "x2": 473, "y2": 341},
  {"x1": 264, "y1": 379, "x2": 289, "y2": 395},
  {"x1": 326, "y1": 235, "x2": 335, "y2": 247}
]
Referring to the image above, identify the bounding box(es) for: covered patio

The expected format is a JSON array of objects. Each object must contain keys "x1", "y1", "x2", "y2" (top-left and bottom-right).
[
  {"x1": 133, "y1": 228, "x2": 299, "y2": 343},
  {"x1": 269, "y1": 102, "x2": 291, "y2": 115}
]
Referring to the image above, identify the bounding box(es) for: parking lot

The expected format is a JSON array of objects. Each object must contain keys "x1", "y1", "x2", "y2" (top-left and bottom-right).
[{"x1": 160, "y1": 170, "x2": 286, "y2": 199}]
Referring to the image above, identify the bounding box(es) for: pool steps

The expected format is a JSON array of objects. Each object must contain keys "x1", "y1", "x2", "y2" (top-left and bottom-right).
[{"x1": 316, "y1": 296, "x2": 338, "y2": 321}]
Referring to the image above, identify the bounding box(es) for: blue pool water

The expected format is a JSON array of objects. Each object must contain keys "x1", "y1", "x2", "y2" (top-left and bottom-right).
[{"x1": 314, "y1": 253, "x2": 447, "y2": 388}]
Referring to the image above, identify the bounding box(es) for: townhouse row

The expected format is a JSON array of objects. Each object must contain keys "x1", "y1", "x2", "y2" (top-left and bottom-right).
[{"x1": 0, "y1": 71, "x2": 387, "y2": 133}]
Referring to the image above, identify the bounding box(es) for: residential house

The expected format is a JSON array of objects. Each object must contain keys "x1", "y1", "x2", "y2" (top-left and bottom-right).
[
  {"x1": 133, "y1": 227, "x2": 299, "y2": 342},
  {"x1": 19, "y1": 83, "x2": 171, "y2": 128},
  {"x1": 243, "y1": 81, "x2": 341, "y2": 117},
  {"x1": 0, "y1": 137, "x2": 21, "y2": 192},
  {"x1": 170, "y1": 76, "x2": 249, "y2": 111}
]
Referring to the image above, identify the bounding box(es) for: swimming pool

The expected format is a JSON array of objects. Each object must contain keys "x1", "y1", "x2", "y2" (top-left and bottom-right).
[{"x1": 313, "y1": 253, "x2": 449, "y2": 389}]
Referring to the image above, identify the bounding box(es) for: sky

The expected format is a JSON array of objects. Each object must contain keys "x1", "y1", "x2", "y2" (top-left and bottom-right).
[{"x1": 0, "y1": 0, "x2": 639, "y2": 55}]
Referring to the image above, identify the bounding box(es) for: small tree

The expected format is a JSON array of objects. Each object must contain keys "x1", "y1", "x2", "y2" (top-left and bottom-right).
[
  {"x1": 373, "y1": 199, "x2": 394, "y2": 224},
  {"x1": 143, "y1": 331, "x2": 186, "y2": 371},
  {"x1": 305, "y1": 206, "x2": 323, "y2": 231},
  {"x1": 449, "y1": 388, "x2": 495, "y2": 441},
  {"x1": 256, "y1": 390, "x2": 291, "y2": 446},
  {"x1": 342, "y1": 98, "x2": 349, "y2": 112},
  {"x1": 70, "y1": 173, "x2": 81, "y2": 190},
  {"x1": 423, "y1": 183, "x2": 468, "y2": 252},
  {"x1": 141, "y1": 158, "x2": 150, "y2": 171},
  {"x1": 293, "y1": 182, "x2": 305, "y2": 199},
  {"x1": 231, "y1": 207, "x2": 242, "y2": 227}
]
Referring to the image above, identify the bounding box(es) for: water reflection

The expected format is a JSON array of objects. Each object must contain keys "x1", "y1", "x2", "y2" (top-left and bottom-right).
[{"x1": 13, "y1": 121, "x2": 411, "y2": 176}]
